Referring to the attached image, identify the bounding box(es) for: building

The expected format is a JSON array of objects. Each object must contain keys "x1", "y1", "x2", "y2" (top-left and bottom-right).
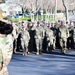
[{"x1": 0, "y1": 3, "x2": 22, "y2": 16}]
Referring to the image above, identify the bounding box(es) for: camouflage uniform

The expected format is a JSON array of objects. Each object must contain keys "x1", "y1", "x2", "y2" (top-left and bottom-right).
[
  {"x1": 72, "y1": 27, "x2": 75, "y2": 49},
  {"x1": 0, "y1": 34, "x2": 13, "y2": 75},
  {"x1": 33, "y1": 25, "x2": 44, "y2": 55},
  {"x1": 20, "y1": 26, "x2": 30, "y2": 56},
  {"x1": 45, "y1": 27, "x2": 54, "y2": 53},
  {"x1": 12, "y1": 23, "x2": 18, "y2": 53},
  {"x1": 59, "y1": 24, "x2": 69, "y2": 54}
]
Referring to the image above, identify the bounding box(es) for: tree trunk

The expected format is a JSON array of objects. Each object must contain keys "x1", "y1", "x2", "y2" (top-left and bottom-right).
[
  {"x1": 54, "y1": 0, "x2": 57, "y2": 20},
  {"x1": 62, "y1": 0, "x2": 69, "y2": 21},
  {"x1": 65, "y1": 7, "x2": 68, "y2": 21},
  {"x1": 22, "y1": 7, "x2": 25, "y2": 18}
]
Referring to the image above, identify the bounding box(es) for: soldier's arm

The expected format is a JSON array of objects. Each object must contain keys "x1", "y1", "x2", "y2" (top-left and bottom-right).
[
  {"x1": 58, "y1": 28, "x2": 61, "y2": 38},
  {"x1": 66, "y1": 28, "x2": 69, "y2": 38},
  {"x1": 27, "y1": 31, "x2": 30, "y2": 40},
  {"x1": 0, "y1": 49, "x2": 3, "y2": 71},
  {"x1": 54, "y1": 28, "x2": 57, "y2": 37},
  {"x1": 3, "y1": 35, "x2": 13, "y2": 67},
  {"x1": 45, "y1": 31, "x2": 50, "y2": 41},
  {"x1": 42, "y1": 29, "x2": 45, "y2": 39}
]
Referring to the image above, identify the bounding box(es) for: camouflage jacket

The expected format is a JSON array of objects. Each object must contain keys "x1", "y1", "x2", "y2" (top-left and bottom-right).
[
  {"x1": 0, "y1": 34, "x2": 13, "y2": 75},
  {"x1": 59, "y1": 25, "x2": 69, "y2": 38}
]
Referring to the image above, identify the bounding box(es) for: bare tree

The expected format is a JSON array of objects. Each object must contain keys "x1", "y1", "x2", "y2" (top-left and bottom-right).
[
  {"x1": 27, "y1": 0, "x2": 36, "y2": 21},
  {"x1": 62, "y1": 0, "x2": 69, "y2": 21},
  {"x1": 62, "y1": 0, "x2": 75, "y2": 21},
  {"x1": 7, "y1": 0, "x2": 28, "y2": 17},
  {"x1": 7, "y1": 0, "x2": 75, "y2": 21},
  {"x1": 42, "y1": 0, "x2": 55, "y2": 21},
  {"x1": 18, "y1": 0, "x2": 28, "y2": 17}
]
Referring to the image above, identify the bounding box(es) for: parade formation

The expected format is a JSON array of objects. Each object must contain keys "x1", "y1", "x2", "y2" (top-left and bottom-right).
[
  {"x1": 11, "y1": 19, "x2": 75, "y2": 55},
  {"x1": 1, "y1": 0, "x2": 75, "y2": 75}
]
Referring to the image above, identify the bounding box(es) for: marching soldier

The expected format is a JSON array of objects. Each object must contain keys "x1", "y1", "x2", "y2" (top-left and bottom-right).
[
  {"x1": 20, "y1": 24, "x2": 30, "y2": 56},
  {"x1": 32, "y1": 22, "x2": 44, "y2": 55},
  {"x1": 59, "y1": 21, "x2": 69, "y2": 54},
  {"x1": 12, "y1": 22, "x2": 18, "y2": 53},
  {"x1": 45, "y1": 27, "x2": 55, "y2": 53}
]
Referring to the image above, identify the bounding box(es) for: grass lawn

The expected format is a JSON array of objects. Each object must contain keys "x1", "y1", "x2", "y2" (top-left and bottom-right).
[
  {"x1": 9, "y1": 16, "x2": 30, "y2": 22},
  {"x1": 8, "y1": 16, "x2": 60, "y2": 23}
]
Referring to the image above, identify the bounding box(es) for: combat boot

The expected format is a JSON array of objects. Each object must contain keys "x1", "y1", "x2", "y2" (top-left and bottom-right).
[
  {"x1": 24, "y1": 52, "x2": 27, "y2": 56},
  {"x1": 64, "y1": 48, "x2": 67, "y2": 53},
  {"x1": 46, "y1": 47, "x2": 48, "y2": 52},
  {"x1": 49, "y1": 46, "x2": 53, "y2": 53},
  {"x1": 36, "y1": 50, "x2": 40, "y2": 55},
  {"x1": 39, "y1": 50, "x2": 42, "y2": 54},
  {"x1": 53, "y1": 46, "x2": 55, "y2": 50},
  {"x1": 27, "y1": 51, "x2": 31, "y2": 54},
  {"x1": 46, "y1": 47, "x2": 52, "y2": 53},
  {"x1": 61, "y1": 48, "x2": 66, "y2": 54},
  {"x1": 22, "y1": 52, "x2": 27, "y2": 56},
  {"x1": 22, "y1": 53, "x2": 25, "y2": 56},
  {"x1": 13, "y1": 48, "x2": 17, "y2": 54}
]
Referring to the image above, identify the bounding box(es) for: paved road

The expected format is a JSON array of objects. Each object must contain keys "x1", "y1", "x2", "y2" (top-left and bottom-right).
[{"x1": 8, "y1": 49, "x2": 75, "y2": 75}]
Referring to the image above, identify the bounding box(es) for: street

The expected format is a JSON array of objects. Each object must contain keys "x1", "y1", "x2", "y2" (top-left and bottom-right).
[{"x1": 8, "y1": 49, "x2": 75, "y2": 75}]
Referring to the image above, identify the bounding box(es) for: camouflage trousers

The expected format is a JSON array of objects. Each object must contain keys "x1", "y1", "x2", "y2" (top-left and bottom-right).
[
  {"x1": 13, "y1": 38, "x2": 17, "y2": 53},
  {"x1": 59, "y1": 37, "x2": 67, "y2": 53},
  {"x1": 60, "y1": 37, "x2": 67, "y2": 48},
  {"x1": 47, "y1": 37, "x2": 54, "y2": 47},
  {"x1": 35, "y1": 38, "x2": 43, "y2": 51},
  {"x1": 21, "y1": 39, "x2": 29, "y2": 53}
]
